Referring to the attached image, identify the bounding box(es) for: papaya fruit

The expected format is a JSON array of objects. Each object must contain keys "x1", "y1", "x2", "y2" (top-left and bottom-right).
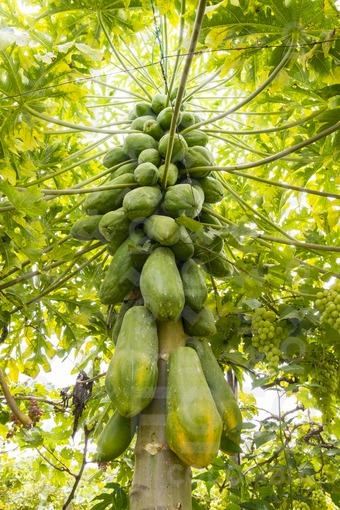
[
  {"x1": 180, "y1": 259, "x2": 207, "y2": 312},
  {"x1": 99, "y1": 230, "x2": 146, "y2": 305},
  {"x1": 200, "y1": 255, "x2": 231, "y2": 278},
  {"x1": 157, "y1": 163, "x2": 179, "y2": 187},
  {"x1": 103, "y1": 147, "x2": 130, "y2": 169},
  {"x1": 143, "y1": 119, "x2": 164, "y2": 141},
  {"x1": 178, "y1": 111, "x2": 197, "y2": 130},
  {"x1": 144, "y1": 215, "x2": 180, "y2": 246},
  {"x1": 163, "y1": 183, "x2": 203, "y2": 218},
  {"x1": 198, "y1": 206, "x2": 222, "y2": 226},
  {"x1": 123, "y1": 133, "x2": 158, "y2": 160},
  {"x1": 94, "y1": 410, "x2": 138, "y2": 462},
  {"x1": 166, "y1": 346, "x2": 222, "y2": 468},
  {"x1": 184, "y1": 146, "x2": 215, "y2": 178},
  {"x1": 197, "y1": 176, "x2": 224, "y2": 203},
  {"x1": 157, "y1": 107, "x2": 182, "y2": 131},
  {"x1": 83, "y1": 173, "x2": 136, "y2": 216},
  {"x1": 182, "y1": 305, "x2": 217, "y2": 337},
  {"x1": 135, "y1": 102, "x2": 154, "y2": 117},
  {"x1": 112, "y1": 161, "x2": 138, "y2": 178},
  {"x1": 134, "y1": 162, "x2": 158, "y2": 186},
  {"x1": 151, "y1": 93, "x2": 168, "y2": 114},
  {"x1": 131, "y1": 115, "x2": 156, "y2": 131},
  {"x1": 105, "y1": 305, "x2": 158, "y2": 417},
  {"x1": 122, "y1": 185, "x2": 163, "y2": 220},
  {"x1": 186, "y1": 338, "x2": 243, "y2": 455},
  {"x1": 192, "y1": 228, "x2": 224, "y2": 263},
  {"x1": 138, "y1": 148, "x2": 162, "y2": 167},
  {"x1": 170, "y1": 225, "x2": 195, "y2": 261},
  {"x1": 98, "y1": 208, "x2": 130, "y2": 242},
  {"x1": 140, "y1": 247, "x2": 185, "y2": 321},
  {"x1": 158, "y1": 133, "x2": 188, "y2": 163},
  {"x1": 70, "y1": 215, "x2": 107, "y2": 243},
  {"x1": 111, "y1": 299, "x2": 136, "y2": 345},
  {"x1": 182, "y1": 129, "x2": 208, "y2": 147}
]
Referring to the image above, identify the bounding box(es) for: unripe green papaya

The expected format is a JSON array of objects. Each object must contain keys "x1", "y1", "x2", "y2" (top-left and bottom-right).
[
  {"x1": 157, "y1": 107, "x2": 182, "y2": 131},
  {"x1": 105, "y1": 306, "x2": 158, "y2": 417},
  {"x1": 131, "y1": 115, "x2": 156, "y2": 131},
  {"x1": 99, "y1": 230, "x2": 146, "y2": 305},
  {"x1": 134, "y1": 162, "x2": 159, "y2": 186},
  {"x1": 182, "y1": 305, "x2": 217, "y2": 337},
  {"x1": 94, "y1": 411, "x2": 138, "y2": 462},
  {"x1": 192, "y1": 228, "x2": 224, "y2": 263},
  {"x1": 180, "y1": 259, "x2": 207, "y2": 312},
  {"x1": 199, "y1": 206, "x2": 222, "y2": 226},
  {"x1": 112, "y1": 161, "x2": 138, "y2": 178},
  {"x1": 151, "y1": 93, "x2": 168, "y2": 114},
  {"x1": 83, "y1": 173, "x2": 136, "y2": 216},
  {"x1": 197, "y1": 176, "x2": 224, "y2": 203},
  {"x1": 144, "y1": 215, "x2": 180, "y2": 246},
  {"x1": 184, "y1": 146, "x2": 215, "y2": 178},
  {"x1": 140, "y1": 247, "x2": 185, "y2": 321},
  {"x1": 135, "y1": 102, "x2": 154, "y2": 117},
  {"x1": 170, "y1": 226, "x2": 195, "y2": 261},
  {"x1": 98, "y1": 208, "x2": 130, "y2": 242},
  {"x1": 143, "y1": 119, "x2": 164, "y2": 141},
  {"x1": 166, "y1": 346, "x2": 222, "y2": 468},
  {"x1": 138, "y1": 148, "x2": 162, "y2": 167},
  {"x1": 200, "y1": 256, "x2": 231, "y2": 278},
  {"x1": 182, "y1": 129, "x2": 208, "y2": 147},
  {"x1": 103, "y1": 147, "x2": 130, "y2": 169},
  {"x1": 70, "y1": 215, "x2": 107, "y2": 242},
  {"x1": 186, "y1": 338, "x2": 243, "y2": 455},
  {"x1": 111, "y1": 299, "x2": 136, "y2": 345},
  {"x1": 157, "y1": 163, "x2": 179, "y2": 187},
  {"x1": 122, "y1": 185, "x2": 163, "y2": 220},
  {"x1": 178, "y1": 112, "x2": 196, "y2": 129},
  {"x1": 163, "y1": 183, "x2": 203, "y2": 218},
  {"x1": 158, "y1": 133, "x2": 188, "y2": 163},
  {"x1": 123, "y1": 133, "x2": 158, "y2": 160}
]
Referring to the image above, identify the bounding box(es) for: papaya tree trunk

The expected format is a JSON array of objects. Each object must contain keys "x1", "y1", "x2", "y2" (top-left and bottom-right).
[{"x1": 130, "y1": 319, "x2": 192, "y2": 510}]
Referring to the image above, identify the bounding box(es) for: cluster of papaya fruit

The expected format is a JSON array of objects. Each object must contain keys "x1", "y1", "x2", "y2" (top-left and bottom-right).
[{"x1": 70, "y1": 93, "x2": 242, "y2": 468}]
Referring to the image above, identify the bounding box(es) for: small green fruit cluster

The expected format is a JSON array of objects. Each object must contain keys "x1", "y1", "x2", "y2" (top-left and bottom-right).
[
  {"x1": 251, "y1": 307, "x2": 286, "y2": 370},
  {"x1": 314, "y1": 281, "x2": 340, "y2": 333}
]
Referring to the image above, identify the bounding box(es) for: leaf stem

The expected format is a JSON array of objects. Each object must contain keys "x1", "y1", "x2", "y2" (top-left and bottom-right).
[{"x1": 0, "y1": 369, "x2": 33, "y2": 427}]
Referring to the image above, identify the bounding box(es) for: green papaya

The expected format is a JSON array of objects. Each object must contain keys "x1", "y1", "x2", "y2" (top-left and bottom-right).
[
  {"x1": 186, "y1": 338, "x2": 243, "y2": 455},
  {"x1": 98, "y1": 208, "x2": 130, "y2": 242},
  {"x1": 197, "y1": 176, "x2": 224, "y2": 203},
  {"x1": 135, "y1": 102, "x2": 154, "y2": 117},
  {"x1": 184, "y1": 146, "x2": 215, "y2": 178},
  {"x1": 144, "y1": 215, "x2": 180, "y2": 246},
  {"x1": 143, "y1": 119, "x2": 164, "y2": 141},
  {"x1": 131, "y1": 115, "x2": 156, "y2": 131},
  {"x1": 178, "y1": 112, "x2": 197, "y2": 130},
  {"x1": 199, "y1": 206, "x2": 222, "y2": 226},
  {"x1": 140, "y1": 247, "x2": 185, "y2": 321},
  {"x1": 70, "y1": 215, "x2": 107, "y2": 242},
  {"x1": 157, "y1": 163, "x2": 179, "y2": 187},
  {"x1": 157, "y1": 107, "x2": 182, "y2": 131},
  {"x1": 105, "y1": 306, "x2": 158, "y2": 417},
  {"x1": 122, "y1": 186, "x2": 163, "y2": 220},
  {"x1": 94, "y1": 411, "x2": 138, "y2": 462},
  {"x1": 138, "y1": 148, "x2": 162, "y2": 167},
  {"x1": 112, "y1": 161, "x2": 138, "y2": 178},
  {"x1": 151, "y1": 93, "x2": 168, "y2": 114},
  {"x1": 182, "y1": 305, "x2": 217, "y2": 337},
  {"x1": 182, "y1": 129, "x2": 208, "y2": 147},
  {"x1": 200, "y1": 256, "x2": 231, "y2": 278},
  {"x1": 99, "y1": 230, "x2": 146, "y2": 305},
  {"x1": 166, "y1": 346, "x2": 222, "y2": 468},
  {"x1": 163, "y1": 183, "x2": 203, "y2": 218},
  {"x1": 111, "y1": 299, "x2": 136, "y2": 345},
  {"x1": 103, "y1": 147, "x2": 130, "y2": 169},
  {"x1": 192, "y1": 228, "x2": 224, "y2": 263},
  {"x1": 180, "y1": 259, "x2": 207, "y2": 312},
  {"x1": 83, "y1": 173, "x2": 136, "y2": 216},
  {"x1": 170, "y1": 226, "x2": 195, "y2": 261},
  {"x1": 158, "y1": 133, "x2": 188, "y2": 163},
  {"x1": 134, "y1": 162, "x2": 158, "y2": 186},
  {"x1": 123, "y1": 133, "x2": 158, "y2": 160}
]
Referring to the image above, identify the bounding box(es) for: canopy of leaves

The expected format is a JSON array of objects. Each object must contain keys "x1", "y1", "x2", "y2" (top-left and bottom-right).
[{"x1": 0, "y1": 0, "x2": 339, "y2": 508}]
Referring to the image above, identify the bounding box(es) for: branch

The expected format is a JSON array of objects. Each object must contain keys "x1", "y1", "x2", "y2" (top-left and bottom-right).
[
  {"x1": 0, "y1": 369, "x2": 33, "y2": 427},
  {"x1": 0, "y1": 395, "x2": 66, "y2": 411},
  {"x1": 62, "y1": 425, "x2": 93, "y2": 510}
]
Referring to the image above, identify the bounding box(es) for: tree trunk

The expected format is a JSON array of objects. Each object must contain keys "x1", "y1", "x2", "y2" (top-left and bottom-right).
[{"x1": 130, "y1": 319, "x2": 192, "y2": 510}]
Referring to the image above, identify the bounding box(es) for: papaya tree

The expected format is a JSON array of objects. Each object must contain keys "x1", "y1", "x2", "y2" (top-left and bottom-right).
[{"x1": 0, "y1": 0, "x2": 340, "y2": 509}]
